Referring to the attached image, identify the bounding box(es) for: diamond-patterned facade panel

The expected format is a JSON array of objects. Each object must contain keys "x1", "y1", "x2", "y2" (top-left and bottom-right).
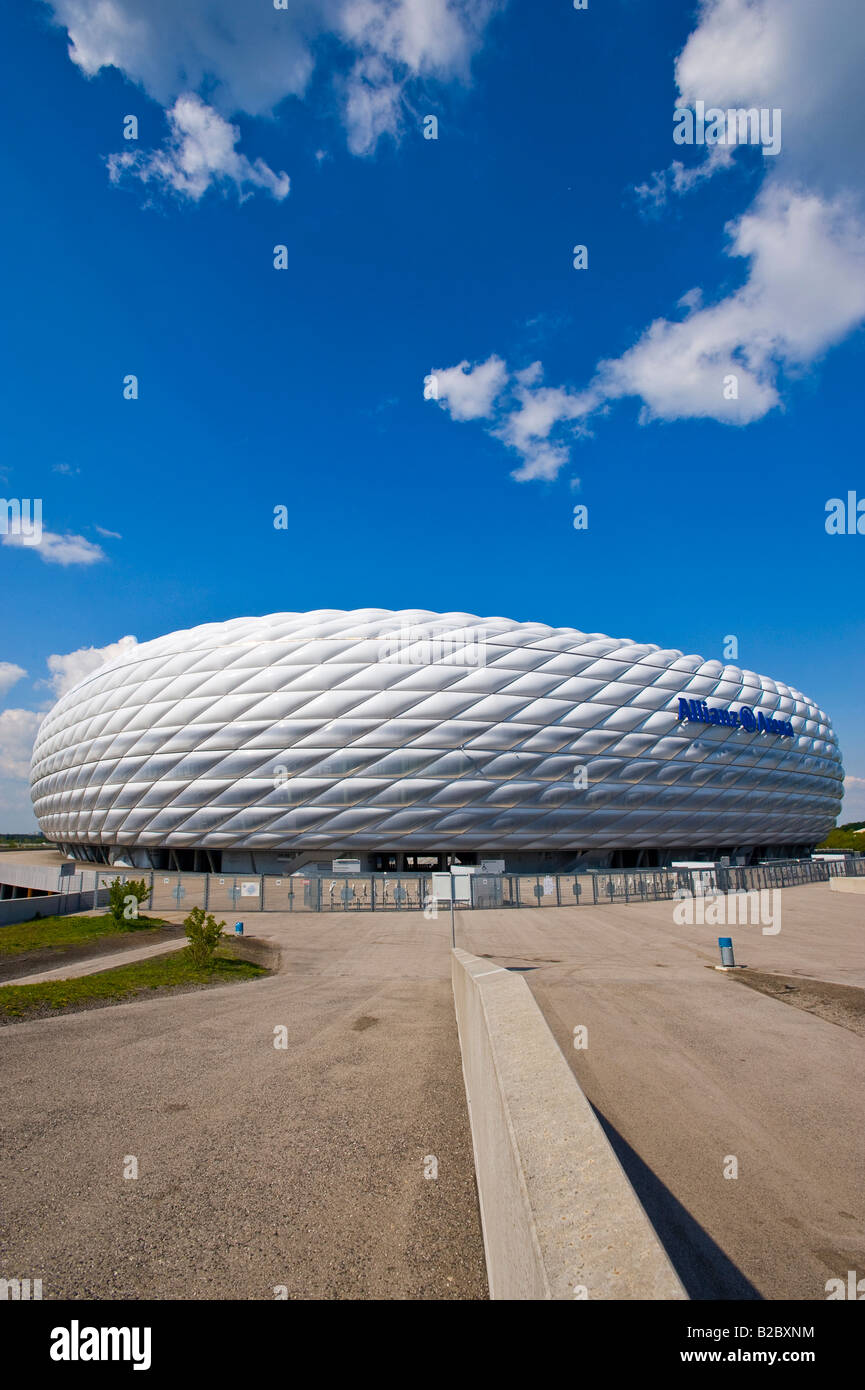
[{"x1": 29, "y1": 609, "x2": 843, "y2": 853}]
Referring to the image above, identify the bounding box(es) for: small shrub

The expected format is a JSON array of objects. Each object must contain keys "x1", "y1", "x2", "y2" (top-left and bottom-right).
[
  {"x1": 183, "y1": 906, "x2": 226, "y2": 969},
  {"x1": 103, "y1": 876, "x2": 151, "y2": 927}
]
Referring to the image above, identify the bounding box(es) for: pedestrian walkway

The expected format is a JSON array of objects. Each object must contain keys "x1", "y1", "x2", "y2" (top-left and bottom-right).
[{"x1": 7, "y1": 936, "x2": 188, "y2": 987}]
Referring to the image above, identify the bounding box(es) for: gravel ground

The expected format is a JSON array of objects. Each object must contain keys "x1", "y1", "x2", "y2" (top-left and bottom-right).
[{"x1": 0, "y1": 914, "x2": 488, "y2": 1301}]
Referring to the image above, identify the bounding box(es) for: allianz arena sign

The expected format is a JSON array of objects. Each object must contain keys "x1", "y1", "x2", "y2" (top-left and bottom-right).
[{"x1": 677, "y1": 698, "x2": 794, "y2": 737}]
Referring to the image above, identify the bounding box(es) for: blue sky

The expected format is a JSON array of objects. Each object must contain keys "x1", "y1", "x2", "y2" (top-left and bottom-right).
[{"x1": 1, "y1": 0, "x2": 863, "y2": 830}]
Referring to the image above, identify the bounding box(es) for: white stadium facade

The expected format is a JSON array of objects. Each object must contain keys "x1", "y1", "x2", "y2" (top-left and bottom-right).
[{"x1": 29, "y1": 609, "x2": 844, "y2": 873}]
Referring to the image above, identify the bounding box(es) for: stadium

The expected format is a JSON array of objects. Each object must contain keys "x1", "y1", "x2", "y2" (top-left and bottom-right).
[{"x1": 28, "y1": 609, "x2": 844, "y2": 873}]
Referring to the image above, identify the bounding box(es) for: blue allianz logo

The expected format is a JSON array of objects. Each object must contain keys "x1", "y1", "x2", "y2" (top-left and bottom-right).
[{"x1": 677, "y1": 698, "x2": 793, "y2": 737}]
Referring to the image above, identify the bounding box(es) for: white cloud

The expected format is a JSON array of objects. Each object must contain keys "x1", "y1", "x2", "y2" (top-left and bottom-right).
[
  {"x1": 674, "y1": 0, "x2": 864, "y2": 194},
  {"x1": 49, "y1": 0, "x2": 320, "y2": 116},
  {"x1": 339, "y1": 55, "x2": 404, "y2": 157},
  {"x1": 492, "y1": 369, "x2": 594, "y2": 480},
  {"x1": 596, "y1": 186, "x2": 865, "y2": 425},
  {"x1": 0, "y1": 663, "x2": 26, "y2": 698},
  {"x1": 430, "y1": 355, "x2": 507, "y2": 420},
  {"x1": 94, "y1": 525, "x2": 122, "y2": 539},
  {"x1": 636, "y1": 144, "x2": 734, "y2": 208},
  {"x1": 640, "y1": 0, "x2": 865, "y2": 204},
  {"x1": 338, "y1": 0, "x2": 491, "y2": 75},
  {"x1": 1, "y1": 531, "x2": 106, "y2": 565},
  {"x1": 0, "y1": 708, "x2": 42, "y2": 780},
  {"x1": 611, "y1": 0, "x2": 865, "y2": 430},
  {"x1": 841, "y1": 775, "x2": 865, "y2": 823},
  {"x1": 433, "y1": 0, "x2": 865, "y2": 477},
  {"x1": 108, "y1": 95, "x2": 290, "y2": 202},
  {"x1": 45, "y1": 637, "x2": 139, "y2": 700},
  {"x1": 0, "y1": 708, "x2": 44, "y2": 830},
  {"x1": 46, "y1": 0, "x2": 501, "y2": 193},
  {"x1": 434, "y1": 183, "x2": 865, "y2": 472},
  {"x1": 336, "y1": 0, "x2": 500, "y2": 153},
  {"x1": 430, "y1": 356, "x2": 593, "y2": 480}
]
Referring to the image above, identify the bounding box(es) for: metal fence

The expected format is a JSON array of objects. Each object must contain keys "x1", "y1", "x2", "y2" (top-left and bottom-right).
[
  {"x1": 92, "y1": 855, "x2": 864, "y2": 917},
  {"x1": 582, "y1": 870, "x2": 683, "y2": 904},
  {"x1": 146, "y1": 872, "x2": 434, "y2": 914},
  {"x1": 712, "y1": 858, "x2": 865, "y2": 892}
]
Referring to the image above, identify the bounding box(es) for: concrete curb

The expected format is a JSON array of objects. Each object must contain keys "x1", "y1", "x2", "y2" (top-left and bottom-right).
[
  {"x1": 829, "y1": 877, "x2": 865, "y2": 894},
  {"x1": 452, "y1": 947, "x2": 687, "y2": 1301}
]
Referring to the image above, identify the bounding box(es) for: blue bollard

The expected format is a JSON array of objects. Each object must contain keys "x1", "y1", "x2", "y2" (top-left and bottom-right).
[
  {"x1": 234, "y1": 920, "x2": 244, "y2": 936},
  {"x1": 718, "y1": 936, "x2": 735, "y2": 967}
]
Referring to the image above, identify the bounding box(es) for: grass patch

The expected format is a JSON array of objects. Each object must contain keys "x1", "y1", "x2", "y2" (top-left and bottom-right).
[
  {"x1": 0, "y1": 946, "x2": 268, "y2": 1022},
  {"x1": 0, "y1": 912, "x2": 169, "y2": 957}
]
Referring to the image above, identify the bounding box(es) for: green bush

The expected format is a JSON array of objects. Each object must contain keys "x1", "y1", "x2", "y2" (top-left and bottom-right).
[
  {"x1": 183, "y1": 906, "x2": 226, "y2": 968},
  {"x1": 103, "y1": 876, "x2": 151, "y2": 927}
]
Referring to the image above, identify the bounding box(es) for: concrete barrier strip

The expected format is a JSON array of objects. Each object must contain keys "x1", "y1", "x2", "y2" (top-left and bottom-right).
[{"x1": 452, "y1": 947, "x2": 687, "y2": 1301}]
